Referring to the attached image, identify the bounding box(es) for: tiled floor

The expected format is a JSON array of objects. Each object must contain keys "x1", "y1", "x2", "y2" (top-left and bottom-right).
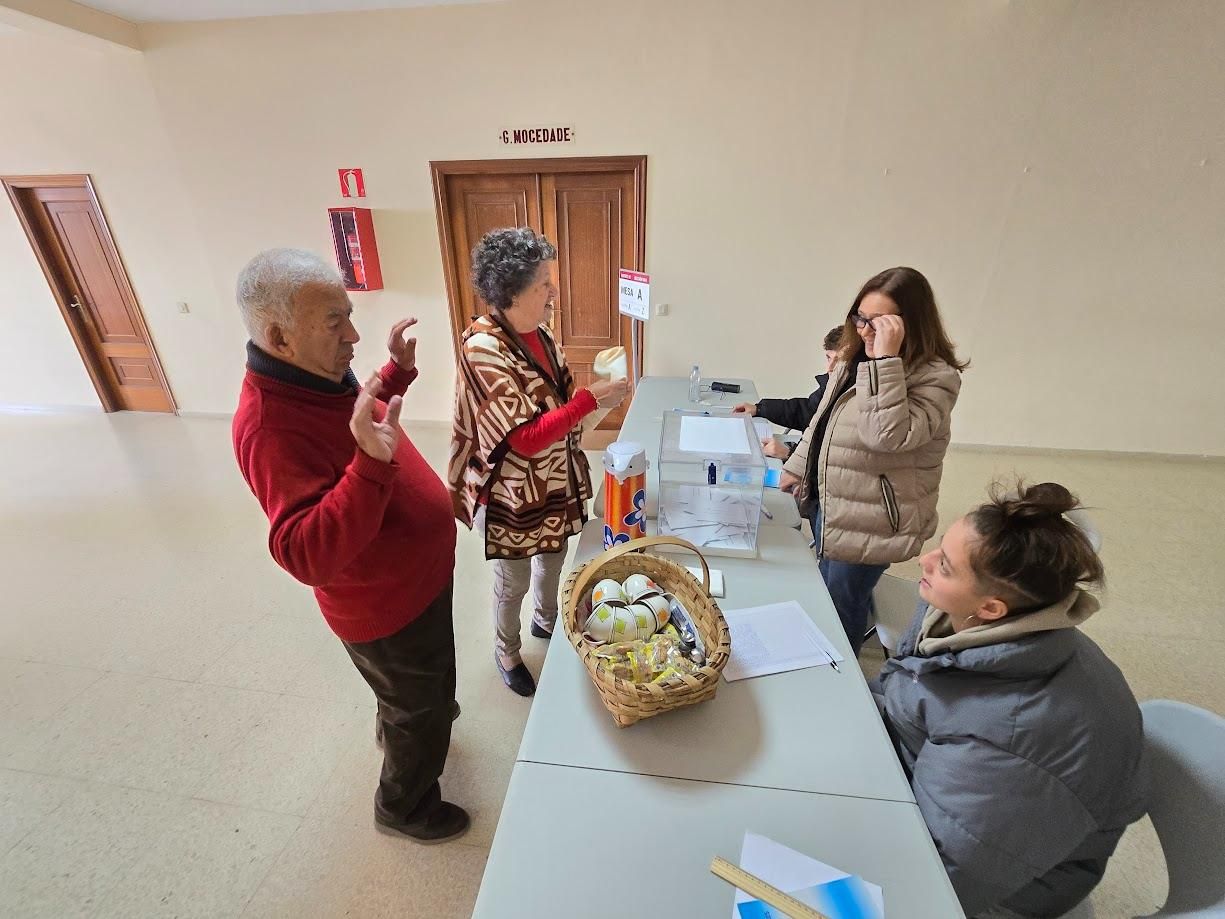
[{"x1": 1, "y1": 412, "x2": 1220, "y2": 917}]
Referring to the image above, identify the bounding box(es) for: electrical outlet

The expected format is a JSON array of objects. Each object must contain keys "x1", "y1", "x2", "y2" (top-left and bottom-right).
[{"x1": 177, "y1": 302, "x2": 190, "y2": 314}]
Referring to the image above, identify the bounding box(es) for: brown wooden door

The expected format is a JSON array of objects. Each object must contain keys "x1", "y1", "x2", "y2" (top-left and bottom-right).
[
  {"x1": 3, "y1": 175, "x2": 175, "y2": 413},
  {"x1": 541, "y1": 170, "x2": 639, "y2": 432},
  {"x1": 440, "y1": 172, "x2": 542, "y2": 330},
  {"x1": 432, "y1": 157, "x2": 646, "y2": 434}
]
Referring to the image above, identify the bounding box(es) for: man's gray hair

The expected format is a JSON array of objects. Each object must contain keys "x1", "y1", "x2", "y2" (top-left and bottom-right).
[{"x1": 236, "y1": 248, "x2": 342, "y2": 342}]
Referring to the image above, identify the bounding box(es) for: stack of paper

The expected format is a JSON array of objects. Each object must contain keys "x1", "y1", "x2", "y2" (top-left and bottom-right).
[
  {"x1": 721, "y1": 602, "x2": 844, "y2": 681},
  {"x1": 732, "y1": 833, "x2": 884, "y2": 919},
  {"x1": 679, "y1": 415, "x2": 752, "y2": 455}
]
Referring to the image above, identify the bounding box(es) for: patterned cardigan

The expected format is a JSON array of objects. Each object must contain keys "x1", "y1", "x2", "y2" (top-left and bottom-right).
[{"x1": 448, "y1": 314, "x2": 592, "y2": 560}]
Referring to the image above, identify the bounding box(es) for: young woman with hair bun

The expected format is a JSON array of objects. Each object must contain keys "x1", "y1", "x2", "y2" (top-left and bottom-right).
[{"x1": 874, "y1": 481, "x2": 1148, "y2": 918}]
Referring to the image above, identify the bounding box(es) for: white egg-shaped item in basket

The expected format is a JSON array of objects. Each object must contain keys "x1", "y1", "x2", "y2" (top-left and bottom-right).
[
  {"x1": 634, "y1": 593, "x2": 671, "y2": 630},
  {"x1": 621, "y1": 573, "x2": 661, "y2": 603},
  {"x1": 627, "y1": 602, "x2": 661, "y2": 641},
  {"x1": 591, "y1": 578, "x2": 627, "y2": 606},
  {"x1": 584, "y1": 599, "x2": 633, "y2": 643}
]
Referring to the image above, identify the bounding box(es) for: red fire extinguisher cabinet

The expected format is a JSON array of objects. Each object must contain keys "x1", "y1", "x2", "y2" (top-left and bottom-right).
[{"x1": 328, "y1": 207, "x2": 383, "y2": 291}]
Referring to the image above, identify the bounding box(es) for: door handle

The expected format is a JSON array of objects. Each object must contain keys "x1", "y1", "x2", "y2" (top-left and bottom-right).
[{"x1": 69, "y1": 297, "x2": 83, "y2": 309}]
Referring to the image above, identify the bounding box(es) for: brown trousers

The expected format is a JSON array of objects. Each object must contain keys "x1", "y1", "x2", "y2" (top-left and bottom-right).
[{"x1": 341, "y1": 581, "x2": 456, "y2": 826}]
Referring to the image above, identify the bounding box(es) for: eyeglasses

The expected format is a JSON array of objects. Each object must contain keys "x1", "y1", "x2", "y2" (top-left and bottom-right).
[{"x1": 850, "y1": 312, "x2": 875, "y2": 330}]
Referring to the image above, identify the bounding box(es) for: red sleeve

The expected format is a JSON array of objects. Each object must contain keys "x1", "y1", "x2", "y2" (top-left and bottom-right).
[
  {"x1": 240, "y1": 428, "x2": 397, "y2": 587},
  {"x1": 377, "y1": 360, "x2": 418, "y2": 399},
  {"x1": 507, "y1": 389, "x2": 598, "y2": 456}
]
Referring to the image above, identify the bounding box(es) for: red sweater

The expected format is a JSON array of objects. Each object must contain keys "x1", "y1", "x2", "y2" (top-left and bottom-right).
[
  {"x1": 506, "y1": 330, "x2": 597, "y2": 455},
  {"x1": 232, "y1": 350, "x2": 456, "y2": 643}
]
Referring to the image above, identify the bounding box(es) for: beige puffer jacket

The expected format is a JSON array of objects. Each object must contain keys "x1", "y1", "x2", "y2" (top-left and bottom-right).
[{"x1": 782, "y1": 356, "x2": 961, "y2": 565}]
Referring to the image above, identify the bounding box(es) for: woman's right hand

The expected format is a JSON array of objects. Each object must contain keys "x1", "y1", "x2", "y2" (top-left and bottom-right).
[
  {"x1": 588, "y1": 379, "x2": 628, "y2": 409},
  {"x1": 779, "y1": 471, "x2": 802, "y2": 494},
  {"x1": 731, "y1": 403, "x2": 757, "y2": 416}
]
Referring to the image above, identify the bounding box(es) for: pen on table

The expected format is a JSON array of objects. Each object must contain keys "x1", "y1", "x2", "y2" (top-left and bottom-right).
[
  {"x1": 823, "y1": 648, "x2": 841, "y2": 673},
  {"x1": 760, "y1": 506, "x2": 774, "y2": 520}
]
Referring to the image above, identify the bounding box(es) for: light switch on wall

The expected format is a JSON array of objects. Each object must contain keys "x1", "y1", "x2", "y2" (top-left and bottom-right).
[{"x1": 655, "y1": 302, "x2": 670, "y2": 317}]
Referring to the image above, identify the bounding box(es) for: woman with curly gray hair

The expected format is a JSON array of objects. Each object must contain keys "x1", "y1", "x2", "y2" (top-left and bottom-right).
[{"x1": 448, "y1": 227, "x2": 627, "y2": 696}]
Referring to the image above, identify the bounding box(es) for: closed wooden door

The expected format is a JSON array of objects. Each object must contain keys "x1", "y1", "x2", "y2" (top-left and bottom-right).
[
  {"x1": 541, "y1": 170, "x2": 639, "y2": 432},
  {"x1": 439, "y1": 172, "x2": 542, "y2": 329},
  {"x1": 3, "y1": 175, "x2": 175, "y2": 412},
  {"x1": 433, "y1": 157, "x2": 646, "y2": 434}
]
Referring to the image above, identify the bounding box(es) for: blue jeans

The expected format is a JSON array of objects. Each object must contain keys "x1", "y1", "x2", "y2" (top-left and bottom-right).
[{"x1": 810, "y1": 507, "x2": 887, "y2": 657}]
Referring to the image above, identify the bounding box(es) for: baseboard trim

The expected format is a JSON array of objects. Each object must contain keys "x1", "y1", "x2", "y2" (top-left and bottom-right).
[
  {"x1": 0, "y1": 402, "x2": 103, "y2": 415},
  {"x1": 177, "y1": 410, "x2": 233, "y2": 420},
  {"x1": 951, "y1": 441, "x2": 1225, "y2": 464}
]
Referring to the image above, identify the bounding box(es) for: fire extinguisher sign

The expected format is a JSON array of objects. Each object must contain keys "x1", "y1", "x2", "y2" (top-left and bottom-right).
[{"x1": 338, "y1": 169, "x2": 365, "y2": 198}]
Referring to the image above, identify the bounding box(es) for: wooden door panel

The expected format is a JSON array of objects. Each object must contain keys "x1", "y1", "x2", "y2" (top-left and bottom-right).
[
  {"x1": 442, "y1": 173, "x2": 541, "y2": 338},
  {"x1": 44, "y1": 201, "x2": 141, "y2": 343},
  {"x1": 543, "y1": 171, "x2": 638, "y2": 430},
  {"x1": 3, "y1": 176, "x2": 175, "y2": 413}
]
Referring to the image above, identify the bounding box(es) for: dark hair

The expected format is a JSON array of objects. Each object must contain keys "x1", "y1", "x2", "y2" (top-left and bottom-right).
[
  {"x1": 838, "y1": 267, "x2": 969, "y2": 371},
  {"x1": 822, "y1": 326, "x2": 843, "y2": 351},
  {"x1": 470, "y1": 227, "x2": 557, "y2": 311},
  {"x1": 966, "y1": 481, "x2": 1104, "y2": 612}
]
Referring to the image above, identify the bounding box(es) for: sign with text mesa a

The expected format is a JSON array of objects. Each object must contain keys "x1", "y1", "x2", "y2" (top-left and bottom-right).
[{"x1": 618, "y1": 269, "x2": 650, "y2": 321}]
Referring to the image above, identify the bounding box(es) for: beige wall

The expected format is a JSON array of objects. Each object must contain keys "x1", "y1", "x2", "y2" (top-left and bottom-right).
[
  {"x1": 2, "y1": 0, "x2": 1222, "y2": 453},
  {"x1": 0, "y1": 28, "x2": 224, "y2": 412}
]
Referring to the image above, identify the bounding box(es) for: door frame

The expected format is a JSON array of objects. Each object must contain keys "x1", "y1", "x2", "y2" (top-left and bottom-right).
[
  {"x1": 2, "y1": 173, "x2": 177, "y2": 413},
  {"x1": 429, "y1": 155, "x2": 647, "y2": 371}
]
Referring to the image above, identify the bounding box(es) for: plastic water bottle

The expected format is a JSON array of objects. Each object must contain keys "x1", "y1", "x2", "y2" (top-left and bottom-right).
[{"x1": 689, "y1": 365, "x2": 701, "y2": 403}]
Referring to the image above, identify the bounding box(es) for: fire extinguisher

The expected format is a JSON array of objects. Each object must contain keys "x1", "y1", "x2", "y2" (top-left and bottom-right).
[{"x1": 346, "y1": 233, "x2": 366, "y2": 287}]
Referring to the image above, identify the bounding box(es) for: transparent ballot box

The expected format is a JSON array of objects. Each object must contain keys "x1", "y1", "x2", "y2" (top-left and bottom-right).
[{"x1": 656, "y1": 411, "x2": 765, "y2": 559}]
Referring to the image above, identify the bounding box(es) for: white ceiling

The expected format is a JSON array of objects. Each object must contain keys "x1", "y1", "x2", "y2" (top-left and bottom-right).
[{"x1": 75, "y1": 0, "x2": 491, "y2": 24}]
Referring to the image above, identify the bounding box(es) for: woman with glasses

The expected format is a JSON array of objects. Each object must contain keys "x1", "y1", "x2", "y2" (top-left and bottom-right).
[
  {"x1": 780, "y1": 267, "x2": 966, "y2": 656},
  {"x1": 449, "y1": 227, "x2": 627, "y2": 696}
]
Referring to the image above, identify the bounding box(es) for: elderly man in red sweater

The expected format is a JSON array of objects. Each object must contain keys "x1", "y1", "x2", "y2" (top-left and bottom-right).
[{"x1": 232, "y1": 248, "x2": 467, "y2": 843}]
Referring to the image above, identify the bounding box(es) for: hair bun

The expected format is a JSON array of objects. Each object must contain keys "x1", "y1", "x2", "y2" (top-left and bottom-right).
[{"x1": 1002, "y1": 482, "x2": 1078, "y2": 523}]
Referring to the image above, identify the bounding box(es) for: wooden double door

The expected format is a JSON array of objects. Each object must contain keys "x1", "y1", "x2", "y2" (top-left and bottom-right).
[{"x1": 432, "y1": 156, "x2": 646, "y2": 433}]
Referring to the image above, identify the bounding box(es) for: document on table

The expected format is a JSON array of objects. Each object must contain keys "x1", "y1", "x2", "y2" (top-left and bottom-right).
[
  {"x1": 721, "y1": 601, "x2": 844, "y2": 681},
  {"x1": 731, "y1": 832, "x2": 884, "y2": 919},
  {"x1": 679, "y1": 415, "x2": 752, "y2": 455}
]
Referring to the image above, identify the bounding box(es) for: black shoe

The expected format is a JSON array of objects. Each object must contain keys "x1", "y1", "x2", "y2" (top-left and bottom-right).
[
  {"x1": 375, "y1": 801, "x2": 470, "y2": 844},
  {"x1": 495, "y1": 654, "x2": 536, "y2": 697},
  {"x1": 375, "y1": 702, "x2": 461, "y2": 747},
  {"x1": 530, "y1": 620, "x2": 554, "y2": 640}
]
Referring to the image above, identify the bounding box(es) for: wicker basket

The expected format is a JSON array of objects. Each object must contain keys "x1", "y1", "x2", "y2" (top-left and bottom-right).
[{"x1": 561, "y1": 535, "x2": 732, "y2": 727}]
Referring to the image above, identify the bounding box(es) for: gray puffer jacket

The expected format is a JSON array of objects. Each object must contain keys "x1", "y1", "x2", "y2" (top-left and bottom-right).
[{"x1": 873, "y1": 594, "x2": 1148, "y2": 918}]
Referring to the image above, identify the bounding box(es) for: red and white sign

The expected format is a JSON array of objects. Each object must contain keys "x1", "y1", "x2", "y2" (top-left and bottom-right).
[
  {"x1": 338, "y1": 169, "x2": 365, "y2": 198},
  {"x1": 618, "y1": 269, "x2": 650, "y2": 321}
]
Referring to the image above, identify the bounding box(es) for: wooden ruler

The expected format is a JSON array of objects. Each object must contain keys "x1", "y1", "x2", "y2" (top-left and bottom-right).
[{"x1": 710, "y1": 856, "x2": 830, "y2": 919}]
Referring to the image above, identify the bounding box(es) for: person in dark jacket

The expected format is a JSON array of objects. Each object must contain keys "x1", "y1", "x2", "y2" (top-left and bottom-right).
[
  {"x1": 873, "y1": 481, "x2": 1148, "y2": 918},
  {"x1": 732, "y1": 326, "x2": 842, "y2": 459}
]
